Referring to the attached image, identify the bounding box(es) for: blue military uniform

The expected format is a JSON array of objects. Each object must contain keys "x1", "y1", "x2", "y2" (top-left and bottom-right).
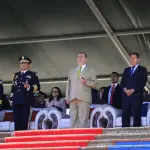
[{"x1": 10, "y1": 56, "x2": 40, "y2": 130}]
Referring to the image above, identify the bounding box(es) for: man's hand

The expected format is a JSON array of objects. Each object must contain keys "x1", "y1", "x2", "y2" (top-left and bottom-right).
[
  {"x1": 24, "y1": 83, "x2": 30, "y2": 89},
  {"x1": 81, "y1": 77, "x2": 86, "y2": 85},
  {"x1": 66, "y1": 99, "x2": 70, "y2": 104},
  {"x1": 9, "y1": 101, "x2": 13, "y2": 107},
  {"x1": 124, "y1": 89, "x2": 135, "y2": 96}
]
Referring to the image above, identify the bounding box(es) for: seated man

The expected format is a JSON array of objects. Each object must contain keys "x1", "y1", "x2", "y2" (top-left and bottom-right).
[
  {"x1": 141, "y1": 90, "x2": 150, "y2": 117},
  {"x1": 0, "y1": 80, "x2": 11, "y2": 110},
  {"x1": 33, "y1": 94, "x2": 46, "y2": 108},
  {"x1": 1, "y1": 95, "x2": 11, "y2": 110},
  {"x1": 33, "y1": 91, "x2": 47, "y2": 108},
  {"x1": 91, "y1": 88, "x2": 100, "y2": 104},
  {"x1": 103, "y1": 72, "x2": 122, "y2": 109}
]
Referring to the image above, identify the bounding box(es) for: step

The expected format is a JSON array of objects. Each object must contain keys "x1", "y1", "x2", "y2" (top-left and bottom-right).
[
  {"x1": 87, "y1": 140, "x2": 150, "y2": 147},
  {"x1": 103, "y1": 127, "x2": 150, "y2": 134},
  {"x1": 88, "y1": 138, "x2": 150, "y2": 143},
  {"x1": 0, "y1": 132, "x2": 12, "y2": 138},
  {"x1": 88, "y1": 139, "x2": 150, "y2": 147},
  {"x1": 5, "y1": 134, "x2": 96, "y2": 143},
  {"x1": 82, "y1": 145, "x2": 150, "y2": 150},
  {"x1": 89, "y1": 140, "x2": 113, "y2": 146},
  {"x1": 14, "y1": 128, "x2": 103, "y2": 137},
  {"x1": 0, "y1": 146, "x2": 82, "y2": 150},
  {"x1": 82, "y1": 146, "x2": 107, "y2": 150},
  {"x1": 0, "y1": 140, "x2": 89, "y2": 149},
  {"x1": 96, "y1": 133, "x2": 150, "y2": 140},
  {"x1": 0, "y1": 138, "x2": 5, "y2": 143}
]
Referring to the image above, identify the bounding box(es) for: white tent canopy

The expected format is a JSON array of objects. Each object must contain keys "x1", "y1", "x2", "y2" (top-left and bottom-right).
[{"x1": 0, "y1": 0, "x2": 150, "y2": 94}]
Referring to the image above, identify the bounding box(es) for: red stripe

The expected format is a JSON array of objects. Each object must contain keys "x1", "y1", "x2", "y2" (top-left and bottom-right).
[
  {"x1": 0, "y1": 146, "x2": 80, "y2": 150},
  {"x1": 14, "y1": 128, "x2": 103, "y2": 137},
  {"x1": 6, "y1": 134, "x2": 96, "y2": 143},
  {"x1": 0, "y1": 141, "x2": 88, "y2": 149}
]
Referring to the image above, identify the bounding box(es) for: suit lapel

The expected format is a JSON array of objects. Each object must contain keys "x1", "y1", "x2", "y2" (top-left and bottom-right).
[
  {"x1": 115, "y1": 84, "x2": 120, "y2": 91},
  {"x1": 81, "y1": 66, "x2": 88, "y2": 77}
]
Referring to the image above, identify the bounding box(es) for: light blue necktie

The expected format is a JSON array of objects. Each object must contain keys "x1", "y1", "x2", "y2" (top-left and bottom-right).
[{"x1": 131, "y1": 66, "x2": 135, "y2": 76}]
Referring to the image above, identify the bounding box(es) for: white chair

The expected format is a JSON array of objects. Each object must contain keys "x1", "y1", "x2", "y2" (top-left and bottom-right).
[
  {"x1": 90, "y1": 104, "x2": 110, "y2": 128},
  {"x1": 103, "y1": 104, "x2": 150, "y2": 127},
  {"x1": 47, "y1": 109, "x2": 67, "y2": 129},
  {"x1": 34, "y1": 109, "x2": 50, "y2": 130},
  {"x1": 0, "y1": 110, "x2": 13, "y2": 131},
  {"x1": 103, "y1": 105, "x2": 122, "y2": 128}
]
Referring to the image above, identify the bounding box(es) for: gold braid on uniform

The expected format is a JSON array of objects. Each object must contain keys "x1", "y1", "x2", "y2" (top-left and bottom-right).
[{"x1": 33, "y1": 85, "x2": 38, "y2": 93}]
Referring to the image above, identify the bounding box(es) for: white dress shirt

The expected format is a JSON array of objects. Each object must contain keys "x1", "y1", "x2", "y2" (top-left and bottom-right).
[
  {"x1": 131, "y1": 64, "x2": 139, "y2": 74},
  {"x1": 77, "y1": 64, "x2": 86, "y2": 73},
  {"x1": 21, "y1": 70, "x2": 28, "y2": 74}
]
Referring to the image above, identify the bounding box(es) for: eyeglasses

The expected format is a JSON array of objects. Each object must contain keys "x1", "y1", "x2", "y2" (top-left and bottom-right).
[
  {"x1": 52, "y1": 91, "x2": 58, "y2": 93},
  {"x1": 111, "y1": 75, "x2": 118, "y2": 78}
]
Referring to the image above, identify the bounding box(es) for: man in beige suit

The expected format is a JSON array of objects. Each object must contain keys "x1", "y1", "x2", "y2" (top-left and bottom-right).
[{"x1": 66, "y1": 52, "x2": 97, "y2": 128}]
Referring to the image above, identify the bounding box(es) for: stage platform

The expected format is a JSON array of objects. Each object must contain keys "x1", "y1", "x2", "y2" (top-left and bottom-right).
[{"x1": 0, "y1": 127, "x2": 150, "y2": 149}]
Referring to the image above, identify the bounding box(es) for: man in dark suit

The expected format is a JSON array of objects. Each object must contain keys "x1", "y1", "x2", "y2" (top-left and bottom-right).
[
  {"x1": 10, "y1": 56, "x2": 40, "y2": 130},
  {"x1": 91, "y1": 88, "x2": 100, "y2": 104},
  {"x1": 103, "y1": 72, "x2": 122, "y2": 109},
  {"x1": 121, "y1": 52, "x2": 147, "y2": 127}
]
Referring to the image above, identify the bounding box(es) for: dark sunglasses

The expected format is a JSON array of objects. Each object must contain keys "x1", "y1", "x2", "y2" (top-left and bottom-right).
[{"x1": 52, "y1": 91, "x2": 58, "y2": 93}]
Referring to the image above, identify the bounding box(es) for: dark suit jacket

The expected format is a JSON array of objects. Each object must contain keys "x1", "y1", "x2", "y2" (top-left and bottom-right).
[
  {"x1": 120, "y1": 65, "x2": 147, "y2": 101},
  {"x1": 0, "y1": 81, "x2": 11, "y2": 110},
  {"x1": 11, "y1": 70, "x2": 40, "y2": 106},
  {"x1": 0, "y1": 80, "x2": 3, "y2": 101},
  {"x1": 1, "y1": 95, "x2": 11, "y2": 110},
  {"x1": 103, "y1": 84, "x2": 122, "y2": 109},
  {"x1": 91, "y1": 88, "x2": 101, "y2": 104}
]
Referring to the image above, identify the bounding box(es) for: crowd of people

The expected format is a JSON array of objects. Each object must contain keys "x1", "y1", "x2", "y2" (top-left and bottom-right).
[{"x1": 0, "y1": 52, "x2": 148, "y2": 130}]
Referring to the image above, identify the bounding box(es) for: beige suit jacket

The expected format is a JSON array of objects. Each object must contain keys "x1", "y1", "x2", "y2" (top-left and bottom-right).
[{"x1": 66, "y1": 66, "x2": 97, "y2": 104}]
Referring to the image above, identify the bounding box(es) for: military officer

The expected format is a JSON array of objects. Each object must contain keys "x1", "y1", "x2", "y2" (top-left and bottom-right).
[{"x1": 10, "y1": 56, "x2": 40, "y2": 131}]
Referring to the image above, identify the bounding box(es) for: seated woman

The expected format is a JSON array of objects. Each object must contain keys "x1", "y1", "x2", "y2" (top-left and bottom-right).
[{"x1": 45, "y1": 87, "x2": 67, "y2": 117}]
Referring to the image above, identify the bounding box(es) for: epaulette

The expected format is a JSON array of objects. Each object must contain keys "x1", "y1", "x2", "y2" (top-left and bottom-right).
[
  {"x1": 29, "y1": 71, "x2": 37, "y2": 74},
  {"x1": 14, "y1": 72, "x2": 20, "y2": 75},
  {"x1": 33, "y1": 71, "x2": 37, "y2": 74},
  {"x1": 12, "y1": 72, "x2": 19, "y2": 80},
  {"x1": 31, "y1": 71, "x2": 38, "y2": 76}
]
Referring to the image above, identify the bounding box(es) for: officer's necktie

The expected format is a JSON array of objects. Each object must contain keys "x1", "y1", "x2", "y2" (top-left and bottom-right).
[
  {"x1": 77, "y1": 66, "x2": 82, "y2": 78},
  {"x1": 21, "y1": 72, "x2": 24, "y2": 76},
  {"x1": 131, "y1": 66, "x2": 135, "y2": 77},
  {"x1": 110, "y1": 84, "x2": 115, "y2": 105}
]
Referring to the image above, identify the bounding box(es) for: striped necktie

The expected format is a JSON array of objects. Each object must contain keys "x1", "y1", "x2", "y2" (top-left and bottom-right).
[
  {"x1": 110, "y1": 84, "x2": 115, "y2": 105},
  {"x1": 77, "y1": 66, "x2": 82, "y2": 77}
]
